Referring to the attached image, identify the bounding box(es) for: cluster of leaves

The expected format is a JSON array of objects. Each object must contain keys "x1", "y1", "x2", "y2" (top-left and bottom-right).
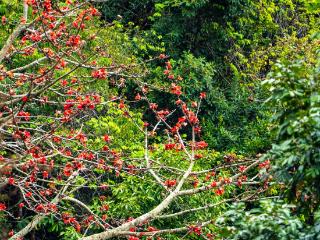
[
  {"x1": 216, "y1": 200, "x2": 305, "y2": 240},
  {"x1": 216, "y1": 199, "x2": 320, "y2": 240},
  {"x1": 263, "y1": 36, "x2": 320, "y2": 218}
]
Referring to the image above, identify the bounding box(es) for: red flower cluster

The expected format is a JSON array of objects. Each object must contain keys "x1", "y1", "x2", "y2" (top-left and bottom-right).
[
  {"x1": 259, "y1": 159, "x2": 270, "y2": 169},
  {"x1": 156, "y1": 109, "x2": 170, "y2": 120},
  {"x1": 239, "y1": 165, "x2": 246, "y2": 172},
  {"x1": 195, "y1": 141, "x2": 208, "y2": 149},
  {"x1": 103, "y1": 134, "x2": 111, "y2": 143},
  {"x1": 13, "y1": 130, "x2": 31, "y2": 142},
  {"x1": 188, "y1": 225, "x2": 202, "y2": 236},
  {"x1": 200, "y1": 92, "x2": 206, "y2": 99},
  {"x1": 17, "y1": 111, "x2": 31, "y2": 121},
  {"x1": 92, "y1": 68, "x2": 107, "y2": 79},
  {"x1": 63, "y1": 163, "x2": 73, "y2": 177},
  {"x1": 171, "y1": 83, "x2": 182, "y2": 96},
  {"x1": 164, "y1": 179, "x2": 177, "y2": 187},
  {"x1": 215, "y1": 187, "x2": 225, "y2": 196},
  {"x1": 164, "y1": 143, "x2": 175, "y2": 150},
  {"x1": 8, "y1": 176, "x2": 15, "y2": 185},
  {"x1": 210, "y1": 181, "x2": 217, "y2": 188},
  {"x1": 62, "y1": 213, "x2": 81, "y2": 232},
  {"x1": 66, "y1": 35, "x2": 81, "y2": 47}
]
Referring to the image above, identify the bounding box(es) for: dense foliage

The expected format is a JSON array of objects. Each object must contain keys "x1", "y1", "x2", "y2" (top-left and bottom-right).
[
  {"x1": 264, "y1": 37, "x2": 320, "y2": 219},
  {"x1": 98, "y1": 0, "x2": 319, "y2": 153}
]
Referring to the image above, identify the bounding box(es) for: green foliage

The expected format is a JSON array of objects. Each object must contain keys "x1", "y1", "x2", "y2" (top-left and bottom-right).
[
  {"x1": 86, "y1": 102, "x2": 144, "y2": 152},
  {"x1": 0, "y1": 0, "x2": 22, "y2": 46},
  {"x1": 217, "y1": 199, "x2": 320, "y2": 240},
  {"x1": 97, "y1": 0, "x2": 319, "y2": 153},
  {"x1": 263, "y1": 43, "x2": 320, "y2": 216},
  {"x1": 216, "y1": 200, "x2": 305, "y2": 239}
]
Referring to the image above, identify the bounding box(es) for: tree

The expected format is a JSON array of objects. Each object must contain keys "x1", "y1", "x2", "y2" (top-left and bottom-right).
[
  {"x1": 213, "y1": 36, "x2": 320, "y2": 239},
  {"x1": 262, "y1": 37, "x2": 320, "y2": 220},
  {"x1": 0, "y1": 1, "x2": 269, "y2": 240}
]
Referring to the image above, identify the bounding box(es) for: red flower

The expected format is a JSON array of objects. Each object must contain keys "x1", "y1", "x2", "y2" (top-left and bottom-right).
[
  {"x1": 191, "y1": 101, "x2": 197, "y2": 108},
  {"x1": 53, "y1": 136, "x2": 61, "y2": 143},
  {"x1": 60, "y1": 79, "x2": 68, "y2": 86},
  {"x1": 163, "y1": 69, "x2": 170, "y2": 75},
  {"x1": 239, "y1": 165, "x2": 246, "y2": 172},
  {"x1": 178, "y1": 116, "x2": 186, "y2": 123},
  {"x1": 119, "y1": 100, "x2": 125, "y2": 109},
  {"x1": 164, "y1": 179, "x2": 176, "y2": 188},
  {"x1": 89, "y1": 7, "x2": 100, "y2": 16},
  {"x1": 195, "y1": 141, "x2": 208, "y2": 149},
  {"x1": 200, "y1": 92, "x2": 206, "y2": 99},
  {"x1": 224, "y1": 177, "x2": 232, "y2": 184},
  {"x1": 170, "y1": 83, "x2": 182, "y2": 96},
  {"x1": 22, "y1": 130, "x2": 31, "y2": 140},
  {"x1": 75, "y1": 223, "x2": 81, "y2": 232},
  {"x1": 134, "y1": 93, "x2": 141, "y2": 100},
  {"x1": 210, "y1": 181, "x2": 217, "y2": 188},
  {"x1": 188, "y1": 113, "x2": 199, "y2": 125},
  {"x1": 259, "y1": 159, "x2": 270, "y2": 169},
  {"x1": 164, "y1": 143, "x2": 175, "y2": 150},
  {"x1": 0, "y1": 203, "x2": 6, "y2": 211},
  {"x1": 30, "y1": 32, "x2": 42, "y2": 42},
  {"x1": 35, "y1": 204, "x2": 45, "y2": 212},
  {"x1": 42, "y1": 171, "x2": 49, "y2": 179},
  {"x1": 101, "y1": 204, "x2": 109, "y2": 212},
  {"x1": 92, "y1": 68, "x2": 107, "y2": 79},
  {"x1": 8, "y1": 230, "x2": 14, "y2": 237},
  {"x1": 73, "y1": 21, "x2": 78, "y2": 28},
  {"x1": 147, "y1": 226, "x2": 158, "y2": 232},
  {"x1": 159, "y1": 53, "x2": 166, "y2": 59},
  {"x1": 66, "y1": 35, "x2": 81, "y2": 47},
  {"x1": 2, "y1": 16, "x2": 6, "y2": 25},
  {"x1": 63, "y1": 164, "x2": 73, "y2": 177},
  {"x1": 149, "y1": 103, "x2": 158, "y2": 110},
  {"x1": 176, "y1": 99, "x2": 183, "y2": 105},
  {"x1": 17, "y1": 111, "x2": 31, "y2": 121},
  {"x1": 193, "y1": 179, "x2": 199, "y2": 188},
  {"x1": 18, "y1": 202, "x2": 25, "y2": 208},
  {"x1": 215, "y1": 187, "x2": 225, "y2": 196},
  {"x1": 168, "y1": 74, "x2": 175, "y2": 80},
  {"x1": 8, "y1": 177, "x2": 15, "y2": 185},
  {"x1": 103, "y1": 134, "x2": 111, "y2": 143},
  {"x1": 22, "y1": 96, "x2": 28, "y2": 102},
  {"x1": 188, "y1": 225, "x2": 202, "y2": 236},
  {"x1": 165, "y1": 61, "x2": 172, "y2": 70}
]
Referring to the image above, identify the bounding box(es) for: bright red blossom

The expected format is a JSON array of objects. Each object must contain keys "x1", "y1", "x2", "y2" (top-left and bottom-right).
[
  {"x1": 164, "y1": 179, "x2": 177, "y2": 187},
  {"x1": 195, "y1": 141, "x2": 208, "y2": 149},
  {"x1": 8, "y1": 177, "x2": 15, "y2": 185},
  {"x1": 0, "y1": 203, "x2": 6, "y2": 211}
]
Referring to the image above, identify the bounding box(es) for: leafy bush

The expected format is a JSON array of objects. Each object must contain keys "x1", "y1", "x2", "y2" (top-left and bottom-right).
[{"x1": 263, "y1": 41, "x2": 320, "y2": 217}]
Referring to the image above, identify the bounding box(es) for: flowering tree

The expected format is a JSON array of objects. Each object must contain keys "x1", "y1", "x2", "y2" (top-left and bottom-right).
[{"x1": 0, "y1": 1, "x2": 270, "y2": 239}]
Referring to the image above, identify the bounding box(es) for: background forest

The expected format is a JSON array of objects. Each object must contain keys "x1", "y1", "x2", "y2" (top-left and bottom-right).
[{"x1": 0, "y1": 0, "x2": 319, "y2": 239}]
